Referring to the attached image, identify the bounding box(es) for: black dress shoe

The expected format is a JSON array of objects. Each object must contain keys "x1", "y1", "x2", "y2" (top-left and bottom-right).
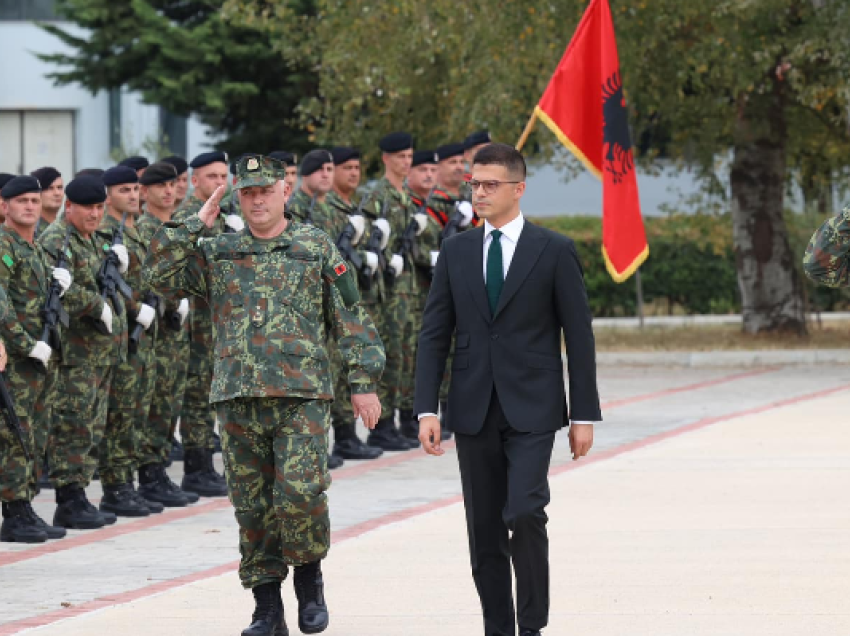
[{"x1": 294, "y1": 561, "x2": 329, "y2": 633}]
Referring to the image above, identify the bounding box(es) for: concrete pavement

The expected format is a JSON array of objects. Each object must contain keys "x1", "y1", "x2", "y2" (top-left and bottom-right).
[{"x1": 3, "y1": 364, "x2": 850, "y2": 635}]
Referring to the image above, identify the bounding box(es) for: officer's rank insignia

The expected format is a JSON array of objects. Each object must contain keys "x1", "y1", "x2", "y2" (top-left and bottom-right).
[{"x1": 247, "y1": 158, "x2": 259, "y2": 171}]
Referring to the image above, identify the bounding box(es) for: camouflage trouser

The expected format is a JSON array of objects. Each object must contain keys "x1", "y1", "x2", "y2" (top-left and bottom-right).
[
  {"x1": 138, "y1": 322, "x2": 188, "y2": 467},
  {"x1": 181, "y1": 298, "x2": 215, "y2": 451},
  {"x1": 48, "y1": 364, "x2": 113, "y2": 489},
  {"x1": 399, "y1": 292, "x2": 427, "y2": 411},
  {"x1": 332, "y1": 302, "x2": 389, "y2": 421},
  {"x1": 382, "y1": 293, "x2": 413, "y2": 412},
  {"x1": 0, "y1": 357, "x2": 53, "y2": 502},
  {"x1": 99, "y1": 338, "x2": 157, "y2": 487},
  {"x1": 219, "y1": 397, "x2": 331, "y2": 589}
]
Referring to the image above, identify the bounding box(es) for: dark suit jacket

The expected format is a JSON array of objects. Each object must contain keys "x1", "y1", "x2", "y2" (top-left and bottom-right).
[{"x1": 414, "y1": 221, "x2": 601, "y2": 435}]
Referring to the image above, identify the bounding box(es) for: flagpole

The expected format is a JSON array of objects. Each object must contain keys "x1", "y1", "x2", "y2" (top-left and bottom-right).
[
  {"x1": 515, "y1": 109, "x2": 539, "y2": 152},
  {"x1": 635, "y1": 268, "x2": 645, "y2": 329}
]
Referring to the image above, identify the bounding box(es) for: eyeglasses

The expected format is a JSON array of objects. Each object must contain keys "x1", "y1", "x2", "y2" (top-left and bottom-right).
[{"x1": 468, "y1": 179, "x2": 521, "y2": 195}]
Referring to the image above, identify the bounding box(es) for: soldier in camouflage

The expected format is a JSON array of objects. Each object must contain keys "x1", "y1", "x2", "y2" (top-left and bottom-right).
[
  {"x1": 135, "y1": 162, "x2": 197, "y2": 508},
  {"x1": 144, "y1": 154, "x2": 385, "y2": 636},
  {"x1": 39, "y1": 176, "x2": 127, "y2": 530},
  {"x1": 95, "y1": 167, "x2": 163, "y2": 518},
  {"x1": 30, "y1": 167, "x2": 64, "y2": 239},
  {"x1": 269, "y1": 151, "x2": 299, "y2": 195},
  {"x1": 162, "y1": 156, "x2": 189, "y2": 210},
  {"x1": 171, "y1": 151, "x2": 234, "y2": 498},
  {"x1": 803, "y1": 205, "x2": 850, "y2": 287},
  {"x1": 0, "y1": 176, "x2": 69, "y2": 543},
  {"x1": 460, "y1": 130, "x2": 492, "y2": 205},
  {"x1": 361, "y1": 132, "x2": 422, "y2": 451}
]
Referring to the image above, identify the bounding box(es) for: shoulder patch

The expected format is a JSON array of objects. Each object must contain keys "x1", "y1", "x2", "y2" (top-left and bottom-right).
[
  {"x1": 324, "y1": 259, "x2": 359, "y2": 308},
  {"x1": 2, "y1": 254, "x2": 13, "y2": 269}
]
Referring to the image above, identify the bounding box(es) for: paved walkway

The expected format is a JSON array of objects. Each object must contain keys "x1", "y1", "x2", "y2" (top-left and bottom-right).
[{"x1": 3, "y1": 364, "x2": 850, "y2": 635}]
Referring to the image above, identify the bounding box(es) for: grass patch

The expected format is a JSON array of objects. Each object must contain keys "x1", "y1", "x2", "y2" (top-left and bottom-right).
[{"x1": 595, "y1": 321, "x2": 850, "y2": 352}]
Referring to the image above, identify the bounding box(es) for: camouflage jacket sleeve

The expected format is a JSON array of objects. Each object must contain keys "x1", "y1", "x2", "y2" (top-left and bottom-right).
[
  {"x1": 803, "y1": 207, "x2": 850, "y2": 288},
  {"x1": 319, "y1": 236, "x2": 385, "y2": 393},
  {"x1": 0, "y1": 250, "x2": 36, "y2": 356},
  {"x1": 0, "y1": 283, "x2": 8, "y2": 323},
  {"x1": 142, "y1": 215, "x2": 209, "y2": 300}
]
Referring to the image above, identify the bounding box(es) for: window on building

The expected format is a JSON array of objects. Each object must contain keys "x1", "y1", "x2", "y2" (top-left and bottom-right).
[
  {"x1": 0, "y1": 111, "x2": 75, "y2": 180},
  {"x1": 160, "y1": 108, "x2": 188, "y2": 158},
  {"x1": 0, "y1": 0, "x2": 59, "y2": 20}
]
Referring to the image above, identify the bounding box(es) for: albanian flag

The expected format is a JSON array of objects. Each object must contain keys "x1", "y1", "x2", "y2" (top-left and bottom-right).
[{"x1": 534, "y1": 0, "x2": 647, "y2": 282}]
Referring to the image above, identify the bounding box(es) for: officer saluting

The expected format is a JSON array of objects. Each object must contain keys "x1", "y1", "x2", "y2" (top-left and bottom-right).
[{"x1": 144, "y1": 154, "x2": 385, "y2": 636}]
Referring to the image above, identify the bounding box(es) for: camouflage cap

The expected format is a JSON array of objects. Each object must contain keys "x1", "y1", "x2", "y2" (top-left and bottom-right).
[{"x1": 234, "y1": 154, "x2": 288, "y2": 190}]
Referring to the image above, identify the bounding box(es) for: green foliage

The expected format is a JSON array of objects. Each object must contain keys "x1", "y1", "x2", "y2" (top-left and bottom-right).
[
  {"x1": 39, "y1": 0, "x2": 317, "y2": 156},
  {"x1": 534, "y1": 211, "x2": 850, "y2": 317}
]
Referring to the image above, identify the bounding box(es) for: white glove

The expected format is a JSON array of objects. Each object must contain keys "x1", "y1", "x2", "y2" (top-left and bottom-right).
[
  {"x1": 364, "y1": 251, "x2": 379, "y2": 275},
  {"x1": 413, "y1": 213, "x2": 428, "y2": 236},
  {"x1": 177, "y1": 298, "x2": 190, "y2": 325},
  {"x1": 51, "y1": 267, "x2": 72, "y2": 297},
  {"x1": 374, "y1": 219, "x2": 391, "y2": 250},
  {"x1": 389, "y1": 254, "x2": 404, "y2": 277},
  {"x1": 348, "y1": 215, "x2": 366, "y2": 245},
  {"x1": 225, "y1": 214, "x2": 245, "y2": 232},
  {"x1": 136, "y1": 303, "x2": 156, "y2": 330},
  {"x1": 28, "y1": 341, "x2": 52, "y2": 368},
  {"x1": 430, "y1": 251, "x2": 440, "y2": 268},
  {"x1": 110, "y1": 244, "x2": 129, "y2": 274},
  {"x1": 456, "y1": 201, "x2": 474, "y2": 228},
  {"x1": 100, "y1": 303, "x2": 114, "y2": 335}
]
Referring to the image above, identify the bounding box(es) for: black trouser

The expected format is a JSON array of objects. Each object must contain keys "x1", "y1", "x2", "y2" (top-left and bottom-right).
[{"x1": 454, "y1": 390, "x2": 555, "y2": 636}]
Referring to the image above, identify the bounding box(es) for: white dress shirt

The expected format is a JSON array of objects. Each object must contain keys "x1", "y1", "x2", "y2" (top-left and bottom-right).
[{"x1": 419, "y1": 212, "x2": 595, "y2": 425}]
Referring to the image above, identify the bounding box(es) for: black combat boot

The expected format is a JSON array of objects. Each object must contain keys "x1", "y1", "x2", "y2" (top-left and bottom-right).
[
  {"x1": 181, "y1": 449, "x2": 228, "y2": 497},
  {"x1": 242, "y1": 581, "x2": 288, "y2": 636},
  {"x1": 23, "y1": 502, "x2": 66, "y2": 539},
  {"x1": 294, "y1": 561, "x2": 329, "y2": 634},
  {"x1": 204, "y1": 448, "x2": 228, "y2": 486},
  {"x1": 332, "y1": 421, "x2": 382, "y2": 460},
  {"x1": 398, "y1": 409, "x2": 420, "y2": 442},
  {"x1": 439, "y1": 400, "x2": 453, "y2": 441},
  {"x1": 137, "y1": 463, "x2": 189, "y2": 508},
  {"x1": 327, "y1": 453, "x2": 344, "y2": 470},
  {"x1": 53, "y1": 485, "x2": 105, "y2": 530},
  {"x1": 80, "y1": 488, "x2": 117, "y2": 525},
  {"x1": 100, "y1": 483, "x2": 150, "y2": 517},
  {"x1": 1, "y1": 501, "x2": 48, "y2": 543},
  {"x1": 366, "y1": 417, "x2": 412, "y2": 451},
  {"x1": 129, "y1": 485, "x2": 164, "y2": 514}
]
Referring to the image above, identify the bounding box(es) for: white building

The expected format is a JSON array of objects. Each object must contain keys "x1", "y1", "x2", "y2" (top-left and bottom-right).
[{"x1": 0, "y1": 1, "x2": 213, "y2": 181}]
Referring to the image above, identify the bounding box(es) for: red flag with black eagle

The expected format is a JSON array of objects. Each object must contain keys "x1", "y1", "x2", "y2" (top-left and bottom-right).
[{"x1": 534, "y1": 0, "x2": 647, "y2": 282}]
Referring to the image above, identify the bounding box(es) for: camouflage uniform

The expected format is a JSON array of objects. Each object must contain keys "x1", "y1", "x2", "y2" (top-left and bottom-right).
[
  {"x1": 0, "y1": 228, "x2": 55, "y2": 502},
  {"x1": 172, "y1": 196, "x2": 218, "y2": 453},
  {"x1": 136, "y1": 211, "x2": 190, "y2": 466},
  {"x1": 363, "y1": 178, "x2": 418, "y2": 414},
  {"x1": 96, "y1": 214, "x2": 157, "y2": 487},
  {"x1": 144, "y1": 193, "x2": 385, "y2": 588},
  {"x1": 38, "y1": 219, "x2": 127, "y2": 489},
  {"x1": 804, "y1": 206, "x2": 850, "y2": 287}
]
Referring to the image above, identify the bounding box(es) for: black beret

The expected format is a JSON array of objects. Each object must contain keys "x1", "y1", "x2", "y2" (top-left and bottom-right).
[
  {"x1": 269, "y1": 151, "x2": 297, "y2": 166},
  {"x1": 65, "y1": 176, "x2": 106, "y2": 205},
  {"x1": 411, "y1": 150, "x2": 438, "y2": 168},
  {"x1": 331, "y1": 147, "x2": 360, "y2": 166},
  {"x1": 118, "y1": 156, "x2": 150, "y2": 171},
  {"x1": 139, "y1": 162, "x2": 178, "y2": 186},
  {"x1": 436, "y1": 143, "x2": 465, "y2": 161},
  {"x1": 1, "y1": 176, "x2": 41, "y2": 200},
  {"x1": 463, "y1": 130, "x2": 491, "y2": 150},
  {"x1": 0, "y1": 173, "x2": 15, "y2": 191},
  {"x1": 75, "y1": 168, "x2": 105, "y2": 179},
  {"x1": 299, "y1": 150, "x2": 334, "y2": 177},
  {"x1": 162, "y1": 155, "x2": 188, "y2": 175},
  {"x1": 189, "y1": 151, "x2": 228, "y2": 170},
  {"x1": 103, "y1": 166, "x2": 139, "y2": 187},
  {"x1": 231, "y1": 153, "x2": 262, "y2": 176},
  {"x1": 379, "y1": 131, "x2": 413, "y2": 153},
  {"x1": 30, "y1": 166, "x2": 61, "y2": 189}
]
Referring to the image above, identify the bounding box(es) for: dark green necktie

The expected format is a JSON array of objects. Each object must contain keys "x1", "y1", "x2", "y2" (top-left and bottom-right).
[{"x1": 486, "y1": 229, "x2": 504, "y2": 315}]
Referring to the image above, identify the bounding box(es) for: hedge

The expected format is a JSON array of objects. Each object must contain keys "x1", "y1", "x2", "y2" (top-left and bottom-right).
[{"x1": 530, "y1": 212, "x2": 850, "y2": 317}]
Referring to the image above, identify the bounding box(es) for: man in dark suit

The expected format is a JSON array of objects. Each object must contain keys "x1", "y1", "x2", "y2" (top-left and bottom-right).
[{"x1": 414, "y1": 143, "x2": 602, "y2": 636}]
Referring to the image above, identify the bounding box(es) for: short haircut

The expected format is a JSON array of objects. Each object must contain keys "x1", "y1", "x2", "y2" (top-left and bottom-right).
[{"x1": 472, "y1": 143, "x2": 526, "y2": 180}]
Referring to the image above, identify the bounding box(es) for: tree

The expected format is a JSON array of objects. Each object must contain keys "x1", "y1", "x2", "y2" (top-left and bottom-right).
[
  {"x1": 39, "y1": 0, "x2": 318, "y2": 156},
  {"x1": 227, "y1": 0, "x2": 850, "y2": 333}
]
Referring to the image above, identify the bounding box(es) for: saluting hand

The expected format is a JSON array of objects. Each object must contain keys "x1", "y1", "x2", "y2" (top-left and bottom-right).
[
  {"x1": 351, "y1": 393, "x2": 381, "y2": 430},
  {"x1": 198, "y1": 185, "x2": 227, "y2": 228}
]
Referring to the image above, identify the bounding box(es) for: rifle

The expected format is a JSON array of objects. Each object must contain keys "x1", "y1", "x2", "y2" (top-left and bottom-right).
[
  {"x1": 0, "y1": 372, "x2": 29, "y2": 461},
  {"x1": 335, "y1": 193, "x2": 373, "y2": 289},
  {"x1": 441, "y1": 200, "x2": 472, "y2": 243},
  {"x1": 369, "y1": 190, "x2": 392, "y2": 288},
  {"x1": 92, "y1": 212, "x2": 133, "y2": 334},
  {"x1": 224, "y1": 195, "x2": 238, "y2": 233},
  {"x1": 128, "y1": 291, "x2": 163, "y2": 354},
  {"x1": 396, "y1": 187, "x2": 434, "y2": 262},
  {"x1": 39, "y1": 225, "x2": 71, "y2": 360}
]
